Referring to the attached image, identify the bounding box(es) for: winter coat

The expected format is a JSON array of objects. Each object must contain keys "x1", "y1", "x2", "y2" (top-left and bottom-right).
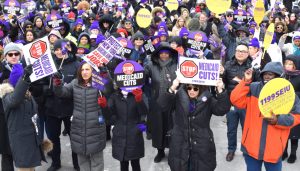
[
  {"x1": 107, "y1": 92, "x2": 148, "y2": 161},
  {"x1": 279, "y1": 33, "x2": 300, "y2": 57},
  {"x1": 0, "y1": 79, "x2": 45, "y2": 168},
  {"x1": 54, "y1": 79, "x2": 106, "y2": 155},
  {"x1": 216, "y1": 23, "x2": 237, "y2": 62},
  {"x1": 223, "y1": 57, "x2": 253, "y2": 94},
  {"x1": 33, "y1": 16, "x2": 47, "y2": 38},
  {"x1": 0, "y1": 61, "x2": 12, "y2": 154},
  {"x1": 168, "y1": 87, "x2": 231, "y2": 171},
  {"x1": 231, "y1": 62, "x2": 300, "y2": 163},
  {"x1": 44, "y1": 55, "x2": 79, "y2": 118},
  {"x1": 144, "y1": 45, "x2": 178, "y2": 148}
]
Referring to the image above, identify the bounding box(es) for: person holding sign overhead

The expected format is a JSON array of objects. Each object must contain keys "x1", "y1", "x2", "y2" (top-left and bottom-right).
[
  {"x1": 230, "y1": 62, "x2": 300, "y2": 171},
  {"x1": 167, "y1": 77, "x2": 230, "y2": 171}
]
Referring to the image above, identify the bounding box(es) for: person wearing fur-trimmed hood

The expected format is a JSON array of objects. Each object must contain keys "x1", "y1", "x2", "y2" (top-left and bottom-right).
[{"x1": 0, "y1": 63, "x2": 52, "y2": 170}]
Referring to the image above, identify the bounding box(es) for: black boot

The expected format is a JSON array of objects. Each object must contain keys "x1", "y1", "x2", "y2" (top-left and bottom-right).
[
  {"x1": 282, "y1": 142, "x2": 288, "y2": 160},
  {"x1": 287, "y1": 154, "x2": 297, "y2": 163},
  {"x1": 288, "y1": 139, "x2": 298, "y2": 163},
  {"x1": 154, "y1": 149, "x2": 165, "y2": 163}
]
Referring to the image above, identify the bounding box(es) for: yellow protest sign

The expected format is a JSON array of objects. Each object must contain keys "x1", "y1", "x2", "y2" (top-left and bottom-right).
[
  {"x1": 258, "y1": 78, "x2": 295, "y2": 118},
  {"x1": 166, "y1": 0, "x2": 179, "y2": 12},
  {"x1": 206, "y1": 0, "x2": 231, "y2": 15},
  {"x1": 136, "y1": 8, "x2": 152, "y2": 28},
  {"x1": 262, "y1": 23, "x2": 274, "y2": 59},
  {"x1": 254, "y1": 0, "x2": 265, "y2": 24}
]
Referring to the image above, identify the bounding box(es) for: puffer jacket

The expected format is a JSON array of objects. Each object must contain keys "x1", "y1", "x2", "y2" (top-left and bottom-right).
[
  {"x1": 230, "y1": 62, "x2": 300, "y2": 163},
  {"x1": 168, "y1": 87, "x2": 231, "y2": 171},
  {"x1": 54, "y1": 79, "x2": 106, "y2": 155},
  {"x1": 0, "y1": 79, "x2": 45, "y2": 167}
]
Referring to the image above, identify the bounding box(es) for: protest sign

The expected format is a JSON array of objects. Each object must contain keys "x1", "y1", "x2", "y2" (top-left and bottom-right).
[
  {"x1": 114, "y1": 60, "x2": 145, "y2": 92},
  {"x1": 254, "y1": 0, "x2": 265, "y2": 24},
  {"x1": 187, "y1": 32, "x2": 208, "y2": 51},
  {"x1": 136, "y1": 8, "x2": 152, "y2": 28},
  {"x1": 92, "y1": 70, "x2": 109, "y2": 91},
  {"x1": 117, "y1": 37, "x2": 133, "y2": 59},
  {"x1": 60, "y1": 2, "x2": 71, "y2": 15},
  {"x1": 23, "y1": 37, "x2": 57, "y2": 82},
  {"x1": 233, "y1": 9, "x2": 249, "y2": 24},
  {"x1": 3, "y1": 0, "x2": 21, "y2": 15},
  {"x1": 21, "y1": 0, "x2": 36, "y2": 13},
  {"x1": 262, "y1": 23, "x2": 274, "y2": 59},
  {"x1": 178, "y1": 57, "x2": 220, "y2": 86},
  {"x1": 166, "y1": 0, "x2": 179, "y2": 12},
  {"x1": 46, "y1": 13, "x2": 64, "y2": 29},
  {"x1": 143, "y1": 38, "x2": 156, "y2": 55},
  {"x1": 82, "y1": 36, "x2": 123, "y2": 71},
  {"x1": 258, "y1": 78, "x2": 295, "y2": 118},
  {"x1": 206, "y1": 0, "x2": 231, "y2": 15}
]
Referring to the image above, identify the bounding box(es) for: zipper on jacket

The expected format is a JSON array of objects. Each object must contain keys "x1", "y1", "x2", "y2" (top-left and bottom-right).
[
  {"x1": 84, "y1": 88, "x2": 87, "y2": 155},
  {"x1": 188, "y1": 115, "x2": 192, "y2": 150}
]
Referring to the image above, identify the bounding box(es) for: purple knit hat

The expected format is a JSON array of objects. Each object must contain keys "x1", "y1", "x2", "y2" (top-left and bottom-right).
[
  {"x1": 74, "y1": 18, "x2": 84, "y2": 27},
  {"x1": 179, "y1": 27, "x2": 189, "y2": 37},
  {"x1": 157, "y1": 31, "x2": 168, "y2": 37},
  {"x1": 248, "y1": 38, "x2": 260, "y2": 48},
  {"x1": 90, "y1": 21, "x2": 100, "y2": 30}
]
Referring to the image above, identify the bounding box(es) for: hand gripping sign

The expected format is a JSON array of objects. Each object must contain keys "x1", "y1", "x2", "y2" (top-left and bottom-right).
[
  {"x1": 23, "y1": 36, "x2": 57, "y2": 82},
  {"x1": 178, "y1": 57, "x2": 221, "y2": 86},
  {"x1": 258, "y1": 78, "x2": 295, "y2": 118},
  {"x1": 114, "y1": 60, "x2": 145, "y2": 92}
]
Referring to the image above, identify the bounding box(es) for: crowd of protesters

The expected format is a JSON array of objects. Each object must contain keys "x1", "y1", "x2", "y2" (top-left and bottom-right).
[{"x1": 1, "y1": 0, "x2": 300, "y2": 171}]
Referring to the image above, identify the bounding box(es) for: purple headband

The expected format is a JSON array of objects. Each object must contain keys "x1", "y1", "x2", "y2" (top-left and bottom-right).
[{"x1": 159, "y1": 49, "x2": 170, "y2": 54}]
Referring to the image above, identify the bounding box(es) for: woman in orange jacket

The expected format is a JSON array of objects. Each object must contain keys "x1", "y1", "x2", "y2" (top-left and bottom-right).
[{"x1": 230, "y1": 62, "x2": 300, "y2": 171}]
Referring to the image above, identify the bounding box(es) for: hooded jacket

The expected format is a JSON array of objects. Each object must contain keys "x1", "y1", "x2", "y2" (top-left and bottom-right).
[
  {"x1": 33, "y1": 16, "x2": 46, "y2": 38},
  {"x1": 279, "y1": 32, "x2": 300, "y2": 56},
  {"x1": 231, "y1": 62, "x2": 300, "y2": 163},
  {"x1": 0, "y1": 79, "x2": 45, "y2": 167}
]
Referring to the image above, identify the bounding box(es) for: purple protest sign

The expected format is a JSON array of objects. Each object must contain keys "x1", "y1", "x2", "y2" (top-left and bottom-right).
[
  {"x1": 187, "y1": 31, "x2": 208, "y2": 51},
  {"x1": 92, "y1": 71, "x2": 109, "y2": 91},
  {"x1": 114, "y1": 60, "x2": 145, "y2": 92},
  {"x1": 46, "y1": 13, "x2": 63, "y2": 29},
  {"x1": 233, "y1": 9, "x2": 249, "y2": 24},
  {"x1": 3, "y1": 0, "x2": 21, "y2": 15},
  {"x1": 21, "y1": 0, "x2": 36, "y2": 13},
  {"x1": 117, "y1": 37, "x2": 133, "y2": 59},
  {"x1": 60, "y1": 2, "x2": 71, "y2": 15}
]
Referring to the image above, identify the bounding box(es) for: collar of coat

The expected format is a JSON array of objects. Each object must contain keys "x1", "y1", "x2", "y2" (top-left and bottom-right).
[{"x1": 0, "y1": 83, "x2": 14, "y2": 99}]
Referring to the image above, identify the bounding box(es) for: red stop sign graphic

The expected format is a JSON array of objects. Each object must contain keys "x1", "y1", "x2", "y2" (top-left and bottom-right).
[
  {"x1": 180, "y1": 60, "x2": 198, "y2": 78},
  {"x1": 122, "y1": 62, "x2": 134, "y2": 75},
  {"x1": 29, "y1": 41, "x2": 47, "y2": 59}
]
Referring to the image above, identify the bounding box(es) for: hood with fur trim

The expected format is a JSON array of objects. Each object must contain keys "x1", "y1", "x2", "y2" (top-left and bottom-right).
[
  {"x1": 151, "y1": 7, "x2": 165, "y2": 18},
  {"x1": 0, "y1": 83, "x2": 14, "y2": 99}
]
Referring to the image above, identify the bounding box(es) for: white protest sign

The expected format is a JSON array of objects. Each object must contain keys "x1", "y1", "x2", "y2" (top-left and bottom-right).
[
  {"x1": 178, "y1": 57, "x2": 221, "y2": 86},
  {"x1": 82, "y1": 36, "x2": 123, "y2": 71},
  {"x1": 23, "y1": 36, "x2": 57, "y2": 82}
]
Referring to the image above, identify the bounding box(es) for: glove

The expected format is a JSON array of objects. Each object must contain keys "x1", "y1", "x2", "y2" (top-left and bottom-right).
[
  {"x1": 53, "y1": 70, "x2": 63, "y2": 79},
  {"x1": 137, "y1": 123, "x2": 147, "y2": 132},
  {"x1": 132, "y1": 88, "x2": 143, "y2": 102},
  {"x1": 98, "y1": 96, "x2": 107, "y2": 108},
  {"x1": 23, "y1": 64, "x2": 33, "y2": 82}
]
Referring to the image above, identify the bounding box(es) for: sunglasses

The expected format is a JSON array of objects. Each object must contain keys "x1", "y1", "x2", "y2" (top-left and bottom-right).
[
  {"x1": 226, "y1": 14, "x2": 233, "y2": 17},
  {"x1": 7, "y1": 52, "x2": 20, "y2": 57},
  {"x1": 134, "y1": 38, "x2": 144, "y2": 41},
  {"x1": 26, "y1": 25, "x2": 33, "y2": 28},
  {"x1": 187, "y1": 87, "x2": 199, "y2": 91}
]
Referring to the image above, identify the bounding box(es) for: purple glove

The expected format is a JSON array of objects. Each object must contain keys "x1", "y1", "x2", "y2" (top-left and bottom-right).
[
  {"x1": 137, "y1": 123, "x2": 147, "y2": 132},
  {"x1": 208, "y1": 35, "x2": 219, "y2": 48}
]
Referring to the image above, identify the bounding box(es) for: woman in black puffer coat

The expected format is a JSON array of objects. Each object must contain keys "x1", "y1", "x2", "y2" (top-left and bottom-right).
[{"x1": 168, "y1": 79, "x2": 231, "y2": 171}]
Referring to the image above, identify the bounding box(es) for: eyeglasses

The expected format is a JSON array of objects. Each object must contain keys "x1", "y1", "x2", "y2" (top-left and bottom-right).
[
  {"x1": 187, "y1": 87, "x2": 199, "y2": 91},
  {"x1": 276, "y1": 26, "x2": 283, "y2": 29},
  {"x1": 236, "y1": 50, "x2": 248, "y2": 54},
  {"x1": 134, "y1": 38, "x2": 144, "y2": 41},
  {"x1": 226, "y1": 14, "x2": 233, "y2": 17},
  {"x1": 7, "y1": 52, "x2": 20, "y2": 57}
]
